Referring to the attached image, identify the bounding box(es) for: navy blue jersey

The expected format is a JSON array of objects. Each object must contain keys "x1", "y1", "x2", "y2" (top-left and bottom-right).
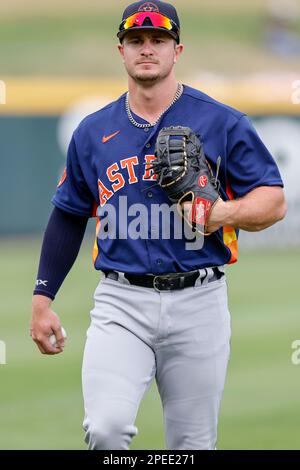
[{"x1": 52, "y1": 85, "x2": 283, "y2": 274}]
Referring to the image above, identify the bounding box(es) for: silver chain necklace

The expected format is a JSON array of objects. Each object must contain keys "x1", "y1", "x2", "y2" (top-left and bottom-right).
[{"x1": 125, "y1": 83, "x2": 183, "y2": 129}]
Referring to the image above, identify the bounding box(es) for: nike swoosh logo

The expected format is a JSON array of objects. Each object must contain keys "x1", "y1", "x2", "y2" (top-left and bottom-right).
[{"x1": 102, "y1": 131, "x2": 120, "y2": 143}]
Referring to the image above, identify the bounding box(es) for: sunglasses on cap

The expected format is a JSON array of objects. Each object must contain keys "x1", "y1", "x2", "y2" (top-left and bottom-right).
[{"x1": 119, "y1": 11, "x2": 179, "y2": 37}]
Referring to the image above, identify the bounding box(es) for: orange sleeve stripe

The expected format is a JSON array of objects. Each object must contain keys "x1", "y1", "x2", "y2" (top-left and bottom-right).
[
  {"x1": 226, "y1": 239, "x2": 239, "y2": 264},
  {"x1": 223, "y1": 226, "x2": 237, "y2": 244},
  {"x1": 223, "y1": 225, "x2": 236, "y2": 235},
  {"x1": 92, "y1": 218, "x2": 101, "y2": 264},
  {"x1": 223, "y1": 183, "x2": 238, "y2": 264},
  {"x1": 226, "y1": 184, "x2": 235, "y2": 201},
  {"x1": 92, "y1": 201, "x2": 98, "y2": 218}
]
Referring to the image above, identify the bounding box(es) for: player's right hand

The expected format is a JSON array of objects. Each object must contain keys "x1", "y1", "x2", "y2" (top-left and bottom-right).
[{"x1": 30, "y1": 295, "x2": 65, "y2": 355}]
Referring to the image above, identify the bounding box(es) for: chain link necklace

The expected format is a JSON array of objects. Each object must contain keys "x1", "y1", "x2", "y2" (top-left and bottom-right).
[{"x1": 125, "y1": 83, "x2": 183, "y2": 129}]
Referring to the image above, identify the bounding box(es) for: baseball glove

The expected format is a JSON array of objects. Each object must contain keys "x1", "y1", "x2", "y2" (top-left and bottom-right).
[{"x1": 149, "y1": 126, "x2": 222, "y2": 235}]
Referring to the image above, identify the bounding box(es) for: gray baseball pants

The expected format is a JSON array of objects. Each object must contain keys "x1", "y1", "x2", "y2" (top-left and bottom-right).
[{"x1": 82, "y1": 268, "x2": 231, "y2": 450}]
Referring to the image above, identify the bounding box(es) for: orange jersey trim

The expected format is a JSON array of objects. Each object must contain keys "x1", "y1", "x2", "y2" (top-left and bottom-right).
[
  {"x1": 57, "y1": 167, "x2": 67, "y2": 187},
  {"x1": 92, "y1": 218, "x2": 101, "y2": 264},
  {"x1": 223, "y1": 184, "x2": 238, "y2": 265}
]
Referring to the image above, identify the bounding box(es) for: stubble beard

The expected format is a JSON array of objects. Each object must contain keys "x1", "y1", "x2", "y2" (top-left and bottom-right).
[
  {"x1": 128, "y1": 64, "x2": 172, "y2": 87},
  {"x1": 134, "y1": 74, "x2": 160, "y2": 86}
]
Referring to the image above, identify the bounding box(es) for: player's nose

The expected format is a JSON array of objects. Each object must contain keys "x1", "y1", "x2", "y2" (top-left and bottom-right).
[{"x1": 140, "y1": 39, "x2": 154, "y2": 56}]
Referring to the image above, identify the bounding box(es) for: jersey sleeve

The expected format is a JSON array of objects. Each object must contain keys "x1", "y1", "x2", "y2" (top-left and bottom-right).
[
  {"x1": 226, "y1": 115, "x2": 284, "y2": 198},
  {"x1": 52, "y1": 133, "x2": 95, "y2": 217}
]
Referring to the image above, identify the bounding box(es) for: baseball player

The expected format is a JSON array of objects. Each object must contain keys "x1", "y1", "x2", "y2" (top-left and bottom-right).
[{"x1": 30, "y1": 0, "x2": 286, "y2": 450}]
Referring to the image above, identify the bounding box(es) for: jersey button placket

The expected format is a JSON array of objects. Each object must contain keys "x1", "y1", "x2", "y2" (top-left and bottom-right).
[{"x1": 143, "y1": 126, "x2": 161, "y2": 274}]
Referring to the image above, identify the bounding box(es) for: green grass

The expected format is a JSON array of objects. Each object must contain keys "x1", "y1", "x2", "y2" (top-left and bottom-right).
[
  {"x1": 0, "y1": 238, "x2": 299, "y2": 449},
  {"x1": 1, "y1": 3, "x2": 299, "y2": 77}
]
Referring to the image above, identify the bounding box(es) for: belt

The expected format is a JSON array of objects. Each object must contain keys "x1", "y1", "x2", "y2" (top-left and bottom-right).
[{"x1": 102, "y1": 267, "x2": 224, "y2": 292}]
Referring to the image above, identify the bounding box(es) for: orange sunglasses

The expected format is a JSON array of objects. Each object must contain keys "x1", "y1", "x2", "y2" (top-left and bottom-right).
[{"x1": 120, "y1": 12, "x2": 178, "y2": 34}]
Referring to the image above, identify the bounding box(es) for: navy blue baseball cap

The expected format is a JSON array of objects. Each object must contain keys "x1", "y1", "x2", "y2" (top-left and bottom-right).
[{"x1": 117, "y1": 1, "x2": 181, "y2": 44}]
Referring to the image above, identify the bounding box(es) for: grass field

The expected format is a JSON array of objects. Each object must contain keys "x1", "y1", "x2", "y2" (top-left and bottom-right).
[
  {"x1": 1, "y1": 0, "x2": 300, "y2": 77},
  {"x1": 0, "y1": 237, "x2": 299, "y2": 450}
]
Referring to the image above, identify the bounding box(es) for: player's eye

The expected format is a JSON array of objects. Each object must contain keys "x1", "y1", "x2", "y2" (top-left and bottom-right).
[{"x1": 128, "y1": 38, "x2": 140, "y2": 44}]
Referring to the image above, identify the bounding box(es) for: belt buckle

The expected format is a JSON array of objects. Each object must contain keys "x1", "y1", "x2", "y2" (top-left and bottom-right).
[
  {"x1": 153, "y1": 275, "x2": 172, "y2": 292},
  {"x1": 153, "y1": 274, "x2": 182, "y2": 292},
  {"x1": 153, "y1": 275, "x2": 164, "y2": 292}
]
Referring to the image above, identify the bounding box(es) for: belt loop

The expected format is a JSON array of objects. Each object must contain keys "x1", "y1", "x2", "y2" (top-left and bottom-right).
[
  {"x1": 216, "y1": 265, "x2": 225, "y2": 278},
  {"x1": 201, "y1": 268, "x2": 210, "y2": 286},
  {"x1": 193, "y1": 269, "x2": 205, "y2": 287},
  {"x1": 108, "y1": 270, "x2": 119, "y2": 281},
  {"x1": 117, "y1": 271, "x2": 131, "y2": 285}
]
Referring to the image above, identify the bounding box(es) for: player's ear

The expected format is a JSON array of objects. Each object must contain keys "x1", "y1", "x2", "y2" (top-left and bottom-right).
[
  {"x1": 174, "y1": 43, "x2": 184, "y2": 63},
  {"x1": 117, "y1": 42, "x2": 125, "y2": 61}
]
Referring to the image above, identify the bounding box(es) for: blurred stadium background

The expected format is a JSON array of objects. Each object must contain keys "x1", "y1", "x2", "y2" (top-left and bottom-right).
[{"x1": 0, "y1": 0, "x2": 299, "y2": 450}]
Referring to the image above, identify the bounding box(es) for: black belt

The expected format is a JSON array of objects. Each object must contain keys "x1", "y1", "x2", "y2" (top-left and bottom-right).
[{"x1": 103, "y1": 268, "x2": 223, "y2": 292}]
